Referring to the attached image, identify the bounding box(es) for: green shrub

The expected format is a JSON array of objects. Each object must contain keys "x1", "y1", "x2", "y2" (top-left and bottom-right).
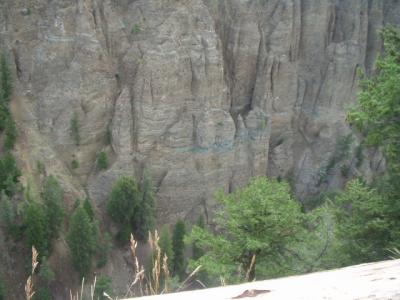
[
  {"x1": 0, "y1": 275, "x2": 6, "y2": 300},
  {"x1": 4, "y1": 117, "x2": 17, "y2": 151},
  {"x1": 97, "y1": 151, "x2": 108, "y2": 170},
  {"x1": 0, "y1": 53, "x2": 12, "y2": 104},
  {"x1": 71, "y1": 159, "x2": 79, "y2": 169},
  {"x1": 131, "y1": 24, "x2": 141, "y2": 34},
  {"x1": 83, "y1": 198, "x2": 94, "y2": 221},
  {"x1": 33, "y1": 287, "x2": 52, "y2": 300},
  {"x1": 70, "y1": 112, "x2": 80, "y2": 146},
  {"x1": 0, "y1": 153, "x2": 21, "y2": 195},
  {"x1": 94, "y1": 275, "x2": 113, "y2": 300}
]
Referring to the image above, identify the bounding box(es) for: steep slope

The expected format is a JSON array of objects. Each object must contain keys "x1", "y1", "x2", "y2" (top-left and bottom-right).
[{"x1": 1, "y1": 0, "x2": 399, "y2": 224}]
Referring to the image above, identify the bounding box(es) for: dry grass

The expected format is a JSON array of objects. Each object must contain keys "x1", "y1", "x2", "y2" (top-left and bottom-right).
[
  {"x1": 67, "y1": 231, "x2": 203, "y2": 299},
  {"x1": 25, "y1": 246, "x2": 38, "y2": 300}
]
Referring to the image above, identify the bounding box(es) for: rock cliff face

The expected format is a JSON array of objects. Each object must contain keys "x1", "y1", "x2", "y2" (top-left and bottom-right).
[{"x1": 0, "y1": 0, "x2": 399, "y2": 223}]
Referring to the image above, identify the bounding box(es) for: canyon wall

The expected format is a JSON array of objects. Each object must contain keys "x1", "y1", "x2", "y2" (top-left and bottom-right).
[{"x1": 0, "y1": 0, "x2": 399, "y2": 224}]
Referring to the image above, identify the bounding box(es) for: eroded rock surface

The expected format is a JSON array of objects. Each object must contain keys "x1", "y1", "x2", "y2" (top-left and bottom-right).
[{"x1": 0, "y1": 0, "x2": 399, "y2": 224}]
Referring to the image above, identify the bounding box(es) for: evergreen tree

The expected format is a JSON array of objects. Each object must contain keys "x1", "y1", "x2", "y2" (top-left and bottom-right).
[
  {"x1": 94, "y1": 275, "x2": 113, "y2": 300},
  {"x1": 97, "y1": 151, "x2": 108, "y2": 170},
  {"x1": 107, "y1": 176, "x2": 140, "y2": 243},
  {"x1": 187, "y1": 177, "x2": 306, "y2": 284},
  {"x1": 158, "y1": 226, "x2": 174, "y2": 271},
  {"x1": 0, "y1": 275, "x2": 5, "y2": 300},
  {"x1": 0, "y1": 153, "x2": 21, "y2": 196},
  {"x1": 42, "y1": 176, "x2": 64, "y2": 241},
  {"x1": 192, "y1": 215, "x2": 205, "y2": 260},
  {"x1": 172, "y1": 220, "x2": 186, "y2": 279},
  {"x1": 83, "y1": 197, "x2": 94, "y2": 221},
  {"x1": 133, "y1": 172, "x2": 155, "y2": 241},
  {"x1": 0, "y1": 53, "x2": 12, "y2": 103},
  {"x1": 70, "y1": 112, "x2": 80, "y2": 146},
  {"x1": 3, "y1": 117, "x2": 16, "y2": 151},
  {"x1": 24, "y1": 201, "x2": 48, "y2": 257},
  {"x1": 67, "y1": 206, "x2": 97, "y2": 278}
]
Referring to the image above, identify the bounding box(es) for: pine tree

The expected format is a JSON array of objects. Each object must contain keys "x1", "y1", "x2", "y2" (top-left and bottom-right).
[
  {"x1": 42, "y1": 176, "x2": 64, "y2": 241},
  {"x1": 192, "y1": 215, "x2": 205, "y2": 260},
  {"x1": 107, "y1": 176, "x2": 140, "y2": 243},
  {"x1": 67, "y1": 206, "x2": 97, "y2": 278},
  {"x1": 3, "y1": 117, "x2": 17, "y2": 151},
  {"x1": 0, "y1": 153, "x2": 21, "y2": 196},
  {"x1": 172, "y1": 220, "x2": 186, "y2": 279},
  {"x1": 83, "y1": 197, "x2": 94, "y2": 221},
  {"x1": 159, "y1": 226, "x2": 174, "y2": 271},
  {"x1": 24, "y1": 201, "x2": 48, "y2": 257},
  {"x1": 0, "y1": 53, "x2": 12, "y2": 104},
  {"x1": 70, "y1": 112, "x2": 80, "y2": 146},
  {"x1": 97, "y1": 151, "x2": 108, "y2": 170},
  {"x1": 133, "y1": 172, "x2": 155, "y2": 241}
]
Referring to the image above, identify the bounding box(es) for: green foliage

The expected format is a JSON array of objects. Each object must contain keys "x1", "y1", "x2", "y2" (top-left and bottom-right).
[
  {"x1": 133, "y1": 172, "x2": 155, "y2": 241},
  {"x1": 70, "y1": 112, "x2": 80, "y2": 146},
  {"x1": 333, "y1": 179, "x2": 391, "y2": 264},
  {"x1": 97, "y1": 151, "x2": 108, "y2": 170},
  {"x1": 42, "y1": 176, "x2": 64, "y2": 240},
  {"x1": 4, "y1": 117, "x2": 17, "y2": 151},
  {"x1": 131, "y1": 24, "x2": 141, "y2": 34},
  {"x1": 107, "y1": 176, "x2": 140, "y2": 228},
  {"x1": 70, "y1": 159, "x2": 79, "y2": 169},
  {"x1": 107, "y1": 175, "x2": 155, "y2": 243},
  {"x1": 33, "y1": 287, "x2": 52, "y2": 300},
  {"x1": 83, "y1": 198, "x2": 94, "y2": 221},
  {"x1": 36, "y1": 161, "x2": 45, "y2": 175},
  {"x1": 38, "y1": 256, "x2": 55, "y2": 284},
  {"x1": 94, "y1": 275, "x2": 113, "y2": 300},
  {"x1": 0, "y1": 192, "x2": 15, "y2": 232},
  {"x1": 192, "y1": 215, "x2": 205, "y2": 260},
  {"x1": 96, "y1": 233, "x2": 112, "y2": 268},
  {"x1": 0, "y1": 53, "x2": 12, "y2": 104},
  {"x1": 67, "y1": 205, "x2": 97, "y2": 278},
  {"x1": 0, "y1": 153, "x2": 21, "y2": 196},
  {"x1": 172, "y1": 220, "x2": 186, "y2": 279},
  {"x1": 0, "y1": 275, "x2": 5, "y2": 300},
  {"x1": 159, "y1": 226, "x2": 174, "y2": 271},
  {"x1": 187, "y1": 177, "x2": 307, "y2": 284},
  {"x1": 24, "y1": 201, "x2": 48, "y2": 257},
  {"x1": 348, "y1": 27, "x2": 400, "y2": 173}
]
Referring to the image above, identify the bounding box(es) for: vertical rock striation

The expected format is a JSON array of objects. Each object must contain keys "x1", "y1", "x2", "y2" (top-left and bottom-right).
[{"x1": 0, "y1": 0, "x2": 399, "y2": 223}]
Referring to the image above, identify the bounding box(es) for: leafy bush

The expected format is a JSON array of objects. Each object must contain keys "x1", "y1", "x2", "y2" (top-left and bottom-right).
[
  {"x1": 0, "y1": 53, "x2": 12, "y2": 103},
  {"x1": 97, "y1": 151, "x2": 108, "y2": 170},
  {"x1": 70, "y1": 112, "x2": 80, "y2": 146},
  {"x1": 70, "y1": 159, "x2": 79, "y2": 169},
  {"x1": 0, "y1": 153, "x2": 21, "y2": 196},
  {"x1": 94, "y1": 275, "x2": 113, "y2": 300},
  {"x1": 4, "y1": 117, "x2": 17, "y2": 151}
]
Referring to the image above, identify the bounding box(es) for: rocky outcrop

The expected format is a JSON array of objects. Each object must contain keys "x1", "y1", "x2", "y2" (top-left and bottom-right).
[{"x1": 0, "y1": 0, "x2": 399, "y2": 224}]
